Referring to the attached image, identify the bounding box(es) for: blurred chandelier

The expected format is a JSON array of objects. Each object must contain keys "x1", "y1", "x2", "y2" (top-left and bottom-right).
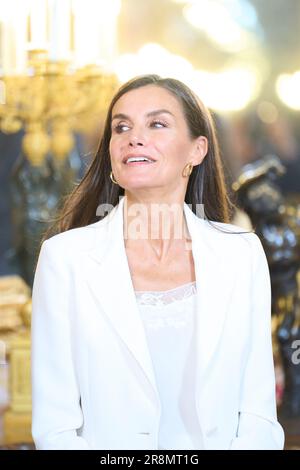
[{"x1": 0, "y1": 0, "x2": 120, "y2": 166}]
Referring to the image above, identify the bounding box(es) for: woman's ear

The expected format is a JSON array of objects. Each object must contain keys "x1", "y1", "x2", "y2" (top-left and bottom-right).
[{"x1": 191, "y1": 136, "x2": 208, "y2": 165}]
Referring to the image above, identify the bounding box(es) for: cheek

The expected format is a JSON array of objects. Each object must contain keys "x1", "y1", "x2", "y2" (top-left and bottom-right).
[
  {"x1": 156, "y1": 136, "x2": 188, "y2": 161},
  {"x1": 109, "y1": 137, "x2": 119, "y2": 159}
]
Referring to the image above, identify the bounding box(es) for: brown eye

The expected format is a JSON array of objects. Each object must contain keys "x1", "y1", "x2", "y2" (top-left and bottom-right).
[
  {"x1": 113, "y1": 123, "x2": 130, "y2": 133},
  {"x1": 150, "y1": 120, "x2": 168, "y2": 128}
]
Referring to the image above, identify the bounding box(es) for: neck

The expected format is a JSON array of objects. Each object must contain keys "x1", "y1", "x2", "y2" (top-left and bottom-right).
[{"x1": 123, "y1": 192, "x2": 190, "y2": 245}]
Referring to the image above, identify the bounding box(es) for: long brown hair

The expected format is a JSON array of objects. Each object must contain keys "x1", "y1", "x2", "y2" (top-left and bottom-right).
[{"x1": 43, "y1": 74, "x2": 236, "y2": 241}]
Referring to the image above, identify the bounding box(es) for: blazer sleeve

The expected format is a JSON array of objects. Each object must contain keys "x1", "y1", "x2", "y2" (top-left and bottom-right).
[
  {"x1": 229, "y1": 234, "x2": 285, "y2": 450},
  {"x1": 31, "y1": 239, "x2": 90, "y2": 450}
]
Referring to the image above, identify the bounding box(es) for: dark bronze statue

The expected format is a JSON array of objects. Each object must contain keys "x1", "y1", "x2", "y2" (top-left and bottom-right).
[
  {"x1": 9, "y1": 144, "x2": 84, "y2": 287},
  {"x1": 233, "y1": 154, "x2": 300, "y2": 418}
]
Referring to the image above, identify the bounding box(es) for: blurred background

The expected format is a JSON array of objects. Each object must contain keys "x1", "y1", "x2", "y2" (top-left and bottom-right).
[{"x1": 0, "y1": 0, "x2": 300, "y2": 449}]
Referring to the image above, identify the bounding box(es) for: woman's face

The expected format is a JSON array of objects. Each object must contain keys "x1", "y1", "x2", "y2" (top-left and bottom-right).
[{"x1": 109, "y1": 85, "x2": 207, "y2": 194}]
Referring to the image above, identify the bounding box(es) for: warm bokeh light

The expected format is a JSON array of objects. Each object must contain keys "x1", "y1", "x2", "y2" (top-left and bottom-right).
[
  {"x1": 184, "y1": 1, "x2": 246, "y2": 52},
  {"x1": 114, "y1": 43, "x2": 194, "y2": 83},
  {"x1": 190, "y1": 67, "x2": 259, "y2": 111},
  {"x1": 276, "y1": 71, "x2": 300, "y2": 110},
  {"x1": 176, "y1": 0, "x2": 259, "y2": 53},
  {"x1": 256, "y1": 101, "x2": 279, "y2": 124},
  {"x1": 114, "y1": 43, "x2": 260, "y2": 112}
]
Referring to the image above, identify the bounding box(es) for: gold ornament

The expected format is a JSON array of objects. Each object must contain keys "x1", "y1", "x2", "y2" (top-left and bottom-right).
[
  {"x1": 182, "y1": 162, "x2": 193, "y2": 177},
  {"x1": 110, "y1": 171, "x2": 118, "y2": 184}
]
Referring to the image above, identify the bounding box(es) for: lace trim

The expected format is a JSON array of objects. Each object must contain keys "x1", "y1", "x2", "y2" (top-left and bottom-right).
[
  {"x1": 140, "y1": 309, "x2": 195, "y2": 329},
  {"x1": 135, "y1": 281, "x2": 197, "y2": 306}
]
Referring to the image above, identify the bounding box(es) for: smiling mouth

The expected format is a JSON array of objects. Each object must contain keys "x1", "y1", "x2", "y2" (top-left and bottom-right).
[
  {"x1": 123, "y1": 155, "x2": 156, "y2": 164},
  {"x1": 124, "y1": 160, "x2": 156, "y2": 166}
]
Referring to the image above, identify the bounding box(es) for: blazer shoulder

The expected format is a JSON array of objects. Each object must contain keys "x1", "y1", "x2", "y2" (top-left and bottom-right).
[
  {"x1": 42, "y1": 218, "x2": 107, "y2": 256},
  {"x1": 200, "y1": 217, "x2": 255, "y2": 239},
  {"x1": 205, "y1": 219, "x2": 253, "y2": 234},
  {"x1": 198, "y1": 217, "x2": 263, "y2": 258}
]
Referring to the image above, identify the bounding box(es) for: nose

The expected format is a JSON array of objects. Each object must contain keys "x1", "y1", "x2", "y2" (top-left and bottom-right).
[
  {"x1": 129, "y1": 135, "x2": 145, "y2": 148},
  {"x1": 129, "y1": 138, "x2": 144, "y2": 148}
]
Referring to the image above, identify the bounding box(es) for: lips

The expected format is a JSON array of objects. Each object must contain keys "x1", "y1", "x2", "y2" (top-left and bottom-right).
[{"x1": 122, "y1": 154, "x2": 157, "y2": 164}]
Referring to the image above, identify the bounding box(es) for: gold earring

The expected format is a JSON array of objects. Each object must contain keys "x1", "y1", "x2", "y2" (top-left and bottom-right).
[
  {"x1": 110, "y1": 171, "x2": 118, "y2": 184},
  {"x1": 182, "y1": 162, "x2": 193, "y2": 177}
]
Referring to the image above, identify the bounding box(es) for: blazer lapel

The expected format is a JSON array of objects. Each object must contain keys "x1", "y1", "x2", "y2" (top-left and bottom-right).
[
  {"x1": 84, "y1": 197, "x2": 160, "y2": 404},
  {"x1": 183, "y1": 203, "x2": 239, "y2": 389},
  {"x1": 85, "y1": 196, "x2": 239, "y2": 411}
]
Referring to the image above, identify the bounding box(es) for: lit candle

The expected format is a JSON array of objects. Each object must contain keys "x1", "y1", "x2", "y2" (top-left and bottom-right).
[
  {"x1": 0, "y1": 0, "x2": 32, "y2": 75},
  {"x1": 72, "y1": 0, "x2": 95, "y2": 67},
  {"x1": 72, "y1": 0, "x2": 120, "y2": 68},
  {"x1": 1, "y1": 22, "x2": 15, "y2": 75},
  {"x1": 0, "y1": 21, "x2": 4, "y2": 74},
  {"x1": 48, "y1": 0, "x2": 71, "y2": 61},
  {"x1": 13, "y1": 1, "x2": 29, "y2": 74},
  {"x1": 0, "y1": 1, "x2": 5, "y2": 73},
  {"x1": 0, "y1": 0, "x2": 14, "y2": 75},
  {"x1": 29, "y1": 0, "x2": 48, "y2": 48},
  {"x1": 97, "y1": 0, "x2": 121, "y2": 68}
]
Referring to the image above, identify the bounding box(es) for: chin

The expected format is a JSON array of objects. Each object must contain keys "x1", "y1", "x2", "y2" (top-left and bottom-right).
[
  {"x1": 124, "y1": 185, "x2": 154, "y2": 193},
  {"x1": 121, "y1": 179, "x2": 156, "y2": 191}
]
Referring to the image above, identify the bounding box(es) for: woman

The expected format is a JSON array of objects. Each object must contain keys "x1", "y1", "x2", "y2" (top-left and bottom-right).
[{"x1": 31, "y1": 74, "x2": 284, "y2": 450}]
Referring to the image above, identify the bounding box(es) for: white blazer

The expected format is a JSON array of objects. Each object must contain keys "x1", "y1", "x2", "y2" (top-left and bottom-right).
[{"x1": 31, "y1": 195, "x2": 285, "y2": 450}]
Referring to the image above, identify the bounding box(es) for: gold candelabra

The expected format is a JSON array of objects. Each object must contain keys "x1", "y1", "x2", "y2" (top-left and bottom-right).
[{"x1": 0, "y1": 49, "x2": 118, "y2": 166}]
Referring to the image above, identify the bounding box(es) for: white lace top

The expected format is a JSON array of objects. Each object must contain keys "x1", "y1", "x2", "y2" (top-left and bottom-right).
[{"x1": 135, "y1": 281, "x2": 204, "y2": 450}]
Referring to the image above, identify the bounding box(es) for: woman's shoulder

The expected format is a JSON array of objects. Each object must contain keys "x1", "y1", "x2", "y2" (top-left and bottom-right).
[
  {"x1": 41, "y1": 218, "x2": 107, "y2": 256},
  {"x1": 198, "y1": 217, "x2": 263, "y2": 256},
  {"x1": 199, "y1": 216, "x2": 255, "y2": 238}
]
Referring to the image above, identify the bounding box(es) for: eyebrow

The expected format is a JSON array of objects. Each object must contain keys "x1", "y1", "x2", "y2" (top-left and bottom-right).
[{"x1": 111, "y1": 109, "x2": 175, "y2": 122}]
